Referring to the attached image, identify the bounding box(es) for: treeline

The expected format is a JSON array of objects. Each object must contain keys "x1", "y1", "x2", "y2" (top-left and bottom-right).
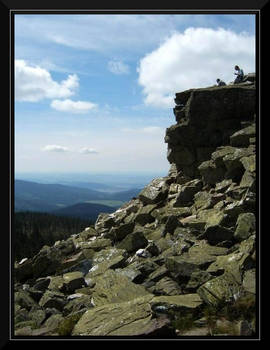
[{"x1": 14, "y1": 211, "x2": 92, "y2": 261}]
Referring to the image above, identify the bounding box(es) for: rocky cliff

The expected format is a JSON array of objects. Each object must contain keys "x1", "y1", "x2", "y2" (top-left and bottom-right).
[{"x1": 14, "y1": 78, "x2": 257, "y2": 337}]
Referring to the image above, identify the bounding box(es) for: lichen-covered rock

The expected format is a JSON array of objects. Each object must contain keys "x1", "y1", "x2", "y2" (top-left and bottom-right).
[
  {"x1": 94, "y1": 212, "x2": 115, "y2": 233},
  {"x1": 85, "y1": 253, "x2": 126, "y2": 279},
  {"x1": 230, "y1": 124, "x2": 255, "y2": 147},
  {"x1": 165, "y1": 256, "x2": 199, "y2": 278},
  {"x1": 77, "y1": 238, "x2": 112, "y2": 251},
  {"x1": 185, "y1": 270, "x2": 213, "y2": 292},
  {"x1": 15, "y1": 290, "x2": 37, "y2": 311},
  {"x1": 240, "y1": 154, "x2": 256, "y2": 173},
  {"x1": 28, "y1": 308, "x2": 47, "y2": 327},
  {"x1": 134, "y1": 204, "x2": 158, "y2": 226},
  {"x1": 203, "y1": 225, "x2": 234, "y2": 245},
  {"x1": 211, "y1": 146, "x2": 236, "y2": 167},
  {"x1": 193, "y1": 191, "x2": 214, "y2": 210},
  {"x1": 152, "y1": 277, "x2": 182, "y2": 296},
  {"x1": 44, "y1": 313, "x2": 64, "y2": 330},
  {"x1": 242, "y1": 269, "x2": 256, "y2": 294},
  {"x1": 90, "y1": 269, "x2": 152, "y2": 307},
  {"x1": 104, "y1": 222, "x2": 135, "y2": 241},
  {"x1": 234, "y1": 212, "x2": 255, "y2": 242},
  {"x1": 239, "y1": 170, "x2": 256, "y2": 190},
  {"x1": 116, "y1": 230, "x2": 148, "y2": 253},
  {"x1": 197, "y1": 272, "x2": 242, "y2": 307},
  {"x1": 150, "y1": 294, "x2": 203, "y2": 312},
  {"x1": 173, "y1": 179, "x2": 202, "y2": 207},
  {"x1": 179, "y1": 215, "x2": 206, "y2": 231},
  {"x1": 72, "y1": 295, "x2": 172, "y2": 336},
  {"x1": 138, "y1": 177, "x2": 169, "y2": 205},
  {"x1": 63, "y1": 295, "x2": 93, "y2": 315},
  {"x1": 62, "y1": 271, "x2": 86, "y2": 292},
  {"x1": 198, "y1": 160, "x2": 226, "y2": 185},
  {"x1": 31, "y1": 246, "x2": 63, "y2": 278},
  {"x1": 198, "y1": 208, "x2": 228, "y2": 228},
  {"x1": 77, "y1": 227, "x2": 97, "y2": 242},
  {"x1": 39, "y1": 290, "x2": 66, "y2": 311},
  {"x1": 54, "y1": 239, "x2": 75, "y2": 256},
  {"x1": 206, "y1": 248, "x2": 252, "y2": 284}
]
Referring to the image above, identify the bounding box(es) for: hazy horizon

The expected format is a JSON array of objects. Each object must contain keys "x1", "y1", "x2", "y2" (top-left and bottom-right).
[{"x1": 14, "y1": 170, "x2": 169, "y2": 189}]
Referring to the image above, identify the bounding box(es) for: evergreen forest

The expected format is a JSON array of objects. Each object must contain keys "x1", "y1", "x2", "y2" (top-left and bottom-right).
[{"x1": 14, "y1": 211, "x2": 92, "y2": 261}]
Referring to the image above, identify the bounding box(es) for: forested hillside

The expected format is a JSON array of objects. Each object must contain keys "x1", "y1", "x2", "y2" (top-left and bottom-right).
[
  {"x1": 14, "y1": 212, "x2": 91, "y2": 261},
  {"x1": 15, "y1": 179, "x2": 142, "y2": 213}
]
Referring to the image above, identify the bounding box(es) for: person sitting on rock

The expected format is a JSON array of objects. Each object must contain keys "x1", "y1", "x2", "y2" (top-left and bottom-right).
[
  {"x1": 216, "y1": 78, "x2": 226, "y2": 86},
  {"x1": 234, "y1": 65, "x2": 244, "y2": 84}
]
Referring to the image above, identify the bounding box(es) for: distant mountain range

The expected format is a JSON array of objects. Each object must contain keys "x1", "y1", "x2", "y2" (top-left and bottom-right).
[
  {"x1": 14, "y1": 179, "x2": 142, "y2": 220},
  {"x1": 52, "y1": 202, "x2": 116, "y2": 220}
]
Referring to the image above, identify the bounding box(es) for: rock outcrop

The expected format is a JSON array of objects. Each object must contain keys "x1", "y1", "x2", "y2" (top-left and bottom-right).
[{"x1": 14, "y1": 79, "x2": 257, "y2": 337}]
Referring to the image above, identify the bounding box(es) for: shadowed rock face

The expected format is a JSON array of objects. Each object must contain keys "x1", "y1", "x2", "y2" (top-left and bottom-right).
[
  {"x1": 166, "y1": 84, "x2": 256, "y2": 178},
  {"x1": 14, "y1": 77, "x2": 256, "y2": 337}
]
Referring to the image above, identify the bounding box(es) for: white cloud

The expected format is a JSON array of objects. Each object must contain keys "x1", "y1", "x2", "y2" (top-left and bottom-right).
[
  {"x1": 15, "y1": 59, "x2": 79, "y2": 102},
  {"x1": 42, "y1": 145, "x2": 69, "y2": 152},
  {"x1": 79, "y1": 147, "x2": 98, "y2": 154},
  {"x1": 50, "y1": 99, "x2": 98, "y2": 113},
  {"x1": 137, "y1": 27, "x2": 255, "y2": 108},
  {"x1": 107, "y1": 60, "x2": 130, "y2": 75}
]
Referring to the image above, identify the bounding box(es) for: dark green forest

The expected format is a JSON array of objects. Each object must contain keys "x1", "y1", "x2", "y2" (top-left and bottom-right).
[{"x1": 14, "y1": 211, "x2": 92, "y2": 261}]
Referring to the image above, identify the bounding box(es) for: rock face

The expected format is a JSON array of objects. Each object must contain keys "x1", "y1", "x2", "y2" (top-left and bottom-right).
[
  {"x1": 166, "y1": 84, "x2": 255, "y2": 178},
  {"x1": 14, "y1": 78, "x2": 257, "y2": 337}
]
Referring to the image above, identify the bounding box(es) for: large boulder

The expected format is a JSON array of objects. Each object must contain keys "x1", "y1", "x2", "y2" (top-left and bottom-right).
[
  {"x1": 14, "y1": 259, "x2": 33, "y2": 283},
  {"x1": 62, "y1": 271, "x2": 86, "y2": 293},
  {"x1": 197, "y1": 272, "x2": 242, "y2": 307},
  {"x1": 72, "y1": 295, "x2": 172, "y2": 336},
  {"x1": 104, "y1": 222, "x2": 135, "y2": 241},
  {"x1": 234, "y1": 212, "x2": 255, "y2": 242},
  {"x1": 173, "y1": 179, "x2": 202, "y2": 207},
  {"x1": 39, "y1": 290, "x2": 66, "y2": 311},
  {"x1": 116, "y1": 230, "x2": 148, "y2": 253},
  {"x1": 90, "y1": 269, "x2": 152, "y2": 307},
  {"x1": 31, "y1": 246, "x2": 63, "y2": 278},
  {"x1": 230, "y1": 124, "x2": 255, "y2": 147},
  {"x1": 138, "y1": 177, "x2": 169, "y2": 205}
]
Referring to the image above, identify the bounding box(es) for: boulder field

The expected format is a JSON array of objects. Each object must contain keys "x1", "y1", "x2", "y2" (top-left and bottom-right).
[{"x1": 14, "y1": 78, "x2": 257, "y2": 337}]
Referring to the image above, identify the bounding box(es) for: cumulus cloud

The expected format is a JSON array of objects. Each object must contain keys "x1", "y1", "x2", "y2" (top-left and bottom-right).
[
  {"x1": 107, "y1": 60, "x2": 130, "y2": 75},
  {"x1": 50, "y1": 99, "x2": 98, "y2": 113},
  {"x1": 15, "y1": 59, "x2": 79, "y2": 102},
  {"x1": 42, "y1": 145, "x2": 69, "y2": 152},
  {"x1": 79, "y1": 147, "x2": 98, "y2": 154},
  {"x1": 137, "y1": 27, "x2": 255, "y2": 108}
]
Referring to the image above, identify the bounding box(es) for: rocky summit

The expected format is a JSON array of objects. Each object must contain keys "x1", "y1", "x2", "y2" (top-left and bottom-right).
[{"x1": 14, "y1": 78, "x2": 257, "y2": 338}]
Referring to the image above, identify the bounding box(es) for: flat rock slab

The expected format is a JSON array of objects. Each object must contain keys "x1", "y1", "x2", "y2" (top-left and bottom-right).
[
  {"x1": 91, "y1": 269, "x2": 152, "y2": 307},
  {"x1": 72, "y1": 295, "x2": 170, "y2": 336},
  {"x1": 150, "y1": 294, "x2": 203, "y2": 312}
]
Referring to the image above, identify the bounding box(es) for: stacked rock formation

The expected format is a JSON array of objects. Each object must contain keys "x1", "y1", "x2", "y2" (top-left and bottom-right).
[{"x1": 14, "y1": 78, "x2": 256, "y2": 337}]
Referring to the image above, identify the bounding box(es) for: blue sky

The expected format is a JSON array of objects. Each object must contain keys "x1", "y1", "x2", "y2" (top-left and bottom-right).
[{"x1": 15, "y1": 14, "x2": 256, "y2": 175}]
